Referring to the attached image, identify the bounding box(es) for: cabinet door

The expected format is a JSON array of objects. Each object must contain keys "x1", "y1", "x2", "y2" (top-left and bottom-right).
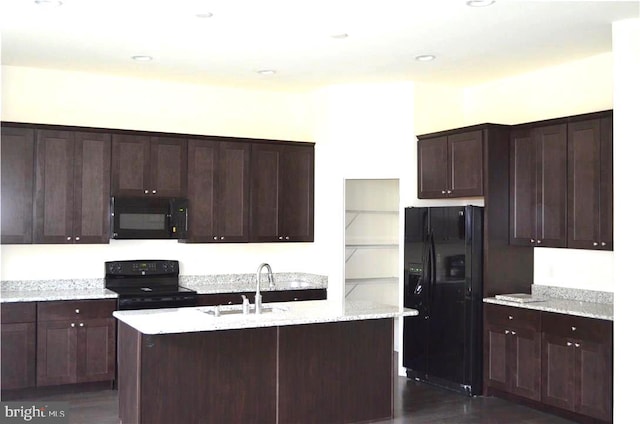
[
  {"x1": 37, "y1": 320, "x2": 78, "y2": 386},
  {"x1": 568, "y1": 117, "x2": 613, "y2": 250},
  {"x1": 1, "y1": 322, "x2": 36, "y2": 389},
  {"x1": 148, "y1": 136, "x2": 187, "y2": 197},
  {"x1": 279, "y1": 144, "x2": 314, "y2": 242},
  {"x1": 485, "y1": 323, "x2": 510, "y2": 391},
  {"x1": 187, "y1": 139, "x2": 218, "y2": 241},
  {"x1": 574, "y1": 337, "x2": 612, "y2": 421},
  {"x1": 33, "y1": 130, "x2": 75, "y2": 243},
  {"x1": 511, "y1": 327, "x2": 541, "y2": 401},
  {"x1": 449, "y1": 130, "x2": 483, "y2": 197},
  {"x1": 418, "y1": 136, "x2": 448, "y2": 198},
  {"x1": 535, "y1": 124, "x2": 567, "y2": 247},
  {"x1": 215, "y1": 141, "x2": 250, "y2": 242},
  {"x1": 1, "y1": 126, "x2": 34, "y2": 244},
  {"x1": 250, "y1": 144, "x2": 281, "y2": 242},
  {"x1": 510, "y1": 128, "x2": 537, "y2": 245},
  {"x1": 111, "y1": 134, "x2": 148, "y2": 196},
  {"x1": 76, "y1": 318, "x2": 116, "y2": 383},
  {"x1": 73, "y1": 132, "x2": 111, "y2": 243},
  {"x1": 541, "y1": 332, "x2": 575, "y2": 412}
]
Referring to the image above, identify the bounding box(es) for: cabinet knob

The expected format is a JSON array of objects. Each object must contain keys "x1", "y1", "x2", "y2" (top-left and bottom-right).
[
  {"x1": 79, "y1": 323, "x2": 84, "y2": 327},
  {"x1": 571, "y1": 326, "x2": 576, "y2": 331},
  {"x1": 593, "y1": 242, "x2": 598, "y2": 246},
  {"x1": 441, "y1": 190, "x2": 446, "y2": 194},
  {"x1": 152, "y1": 190, "x2": 157, "y2": 194},
  {"x1": 144, "y1": 190, "x2": 149, "y2": 194},
  {"x1": 536, "y1": 240, "x2": 541, "y2": 244},
  {"x1": 293, "y1": 297, "x2": 299, "y2": 301},
  {"x1": 508, "y1": 315, "x2": 513, "y2": 320},
  {"x1": 511, "y1": 331, "x2": 516, "y2": 335},
  {"x1": 278, "y1": 236, "x2": 284, "y2": 240},
  {"x1": 504, "y1": 330, "x2": 510, "y2": 334},
  {"x1": 447, "y1": 190, "x2": 452, "y2": 194},
  {"x1": 566, "y1": 341, "x2": 572, "y2": 346},
  {"x1": 71, "y1": 323, "x2": 76, "y2": 327},
  {"x1": 530, "y1": 239, "x2": 535, "y2": 243},
  {"x1": 601, "y1": 242, "x2": 607, "y2": 246},
  {"x1": 75, "y1": 236, "x2": 80, "y2": 241},
  {"x1": 575, "y1": 343, "x2": 581, "y2": 348},
  {"x1": 213, "y1": 236, "x2": 218, "y2": 240},
  {"x1": 66, "y1": 236, "x2": 72, "y2": 241},
  {"x1": 75, "y1": 309, "x2": 80, "y2": 314},
  {"x1": 285, "y1": 236, "x2": 290, "y2": 240},
  {"x1": 220, "y1": 236, "x2": 225, "y2": 240}
]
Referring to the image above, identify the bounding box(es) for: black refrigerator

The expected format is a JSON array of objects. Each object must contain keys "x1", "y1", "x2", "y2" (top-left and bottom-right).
[{"x1": 403, "y1": 205, "x2": 483, "y2": 396}]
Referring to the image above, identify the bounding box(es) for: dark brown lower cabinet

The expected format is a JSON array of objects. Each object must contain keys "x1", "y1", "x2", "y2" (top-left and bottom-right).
[
  {"x1": 541, "y1": 312, "x2": 613, "y2": 423},
  {"x1": 118, "y1": 318, "x2": 393, "y2": 424},
  {"x1": 1, "y1": 303, "x2": 36, "y2": 390},
  {"x1": 485, "y1": 304, "x2": 613, "y2": 424},
  {"x1": 485, "y1": 304, "x2": 541, "y2": 401},
  {"x1": 36, "y1": 300, "x2": 116, "y2": 387}
]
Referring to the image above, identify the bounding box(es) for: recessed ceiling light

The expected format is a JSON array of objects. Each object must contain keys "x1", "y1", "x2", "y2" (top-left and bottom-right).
[
  {"x1": 330, "y1": 33, "x2": 349, "y2": 39},
  {"x1": 257, "y1": 69, "x2": 276, "y2": 76},
  {"x1": 415, "y1": 55, "x2": 436, "y2": 62},
  {"x1": 195, "y1": 12, "x2": 213, "y2": 18},
  {"x1": 466, "y1": 0, "x2": 495, "y2": 7},
  {"x1": 131, "y1": 55, "x2": 153, "y2": 62},
  {"x1": 34, "y1": 0, "x2": 63, "y2": 6}
]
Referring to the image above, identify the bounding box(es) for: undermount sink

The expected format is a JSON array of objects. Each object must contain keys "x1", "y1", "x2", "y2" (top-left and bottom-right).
[{"x1": 200, "y1": 304, "x2": 289, "y2": 317}]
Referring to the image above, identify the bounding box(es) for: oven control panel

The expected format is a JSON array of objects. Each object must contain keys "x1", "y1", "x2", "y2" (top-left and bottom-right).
[{"x1": 105, "y1": 260, "x2": 178, "y2": 276}]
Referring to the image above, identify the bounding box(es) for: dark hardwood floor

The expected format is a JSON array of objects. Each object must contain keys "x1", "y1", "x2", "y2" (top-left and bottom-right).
[{"x1": 8, "y1": 377, "x2": 575, "y2": 424}]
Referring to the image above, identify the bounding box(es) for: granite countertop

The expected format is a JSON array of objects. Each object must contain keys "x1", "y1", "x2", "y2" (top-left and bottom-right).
[
  {"x1": 0, "y1": 273, "x2": 328, "y2": 303},
  {"x1": 483, "y1": 285, "x2": 613, "y2": 321},
  {"x1": 113, "y1": 300, "x2": 418, "y2": 335}
]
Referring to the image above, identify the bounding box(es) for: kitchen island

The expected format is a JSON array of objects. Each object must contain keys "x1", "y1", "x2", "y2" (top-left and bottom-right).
[{"x1": 114, "y1": 300, "x2": 417, "y2": 424}]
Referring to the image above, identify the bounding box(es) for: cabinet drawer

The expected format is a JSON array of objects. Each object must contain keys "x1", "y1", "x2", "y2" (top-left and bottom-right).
[
  {"x1": 1, "y1": 302, "x2": 36, "y2": 323},
  {"x1": 485, "y1": 304, "x2": 540, "y2": 331},
  {"x1": 38, "y1": 299, "x2": 116, "y2": 321},
  {"x1": 541, "y1": 311, "x2": 612, "y2": 341}
]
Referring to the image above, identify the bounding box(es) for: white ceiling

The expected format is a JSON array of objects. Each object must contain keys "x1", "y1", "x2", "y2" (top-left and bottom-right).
[{"x1": 1, "y1": 0, "x2": 638, "y2": 91}]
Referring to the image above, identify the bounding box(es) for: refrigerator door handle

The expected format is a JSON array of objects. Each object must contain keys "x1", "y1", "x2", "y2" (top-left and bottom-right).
[{"x1": 428, "y1": 231, "x2": 436, "y2": 309}]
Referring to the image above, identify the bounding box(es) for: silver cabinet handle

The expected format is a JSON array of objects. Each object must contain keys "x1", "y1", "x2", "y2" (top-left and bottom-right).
[
  {"x1": 285, "y1": 236, "x2": 290, "y2": 240},
  {"x1": 510, "y1": 331, "x2": 516, "y2": 335},
  {"x1": 575, "y1": 343, "x2": 581, "y2": 348},
  {"x1": 75, "y1": 236, "x2": 80, "y2": 241},
  {"x1": 508, "y1": 315, "x2": 513, "y2": 320},
  {"x1": 447, "y1": 190, "x2": 452, "y2": 194},
  {"x1": 66, "y1": 236, "x2": 72, "y2": 241},
  {"x1": 144, "y1": 189, "x2": 149, "y2": 194},
  {"x1": 75, "y1": 309, "x2": 80, "y2": 314},
  {"x1": 601, "y1": 242, "x2": 606, "y2": 246},
  {"x1": 220, "y1": 236, "x2": 225, "y2": 240},
  {"x1": 536, "y1": 240, "x2": 541, "y2": 244},
  {"x1": 278, "y1": 236, "x2": 284, "y2": 240},
  {"x1": 593, "y1": 242, "x2": 598, "y2": 246},
  {"x1": 79, "y1": 323, "x2": 84, "y2": 327},
  {"x1": 566, "y1": 341, "x2": 573, "y2": 346},
  {"x1": 530, "y1": 239, "x2": 535, "y2": 243},
  {"x1": 441, "y1": 190, "x2": 446, "y2": 194},
  {"x1": 152, "y1": 190, "x2": 157, "y2": 194},
  {"x1": 504, "y1": 330, "x2": 510, "y2": 334},
  {"x1": 213, "y1": 236, "x2": 218, "y2": 240},
  {"x1": 571, "y1": 326, "x2": 576, "y2": 331},
  {"x1": 71, "y1": 323, "x2": 75, "y2": 327}
]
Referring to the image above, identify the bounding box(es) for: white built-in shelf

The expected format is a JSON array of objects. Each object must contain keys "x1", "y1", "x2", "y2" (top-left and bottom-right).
[
  {"x1": 345, "y1": 209, "x2": 398, "y2": 230},
  {"x1": 345, "y1": 277, "x2": 399, "y2": 297}
]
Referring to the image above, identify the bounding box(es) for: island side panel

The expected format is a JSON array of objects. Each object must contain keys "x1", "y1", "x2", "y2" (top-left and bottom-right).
[
  {"x1": 118, "y1": 322, "x2": 142, "y2": 424},
  {"x1": 278, "y1": 318, "x2": 394, "y2": 424},
  {"x1": 137, "y1": 327, "x2": 278, "y2": 424}
]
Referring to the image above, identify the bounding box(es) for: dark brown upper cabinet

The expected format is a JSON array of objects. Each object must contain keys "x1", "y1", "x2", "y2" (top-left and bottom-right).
[
  {"x1": 34, "y1": 130, "x2": 111, "y2": 244},
  {"x1": 1, "y1": 125, "x2": 35, "y2": 244},
  {"x1": 186, "y1": 139, "x2": 250, "y2": 243},
  {"x1": 418, "y1": 130, "x2": 483, "y2": 198},
  {"x1": 250, "y1": 142, "x2": 314, "y2": 242},
  {"x1": 510, "y1": 123, "x2": 567, "y2": 248},
  {"x1": 111, "y1": 134, "x2": 187, "y2": 197},
  {"x1": 567, "y1": 114, "x2": 613, "y2": 251}
]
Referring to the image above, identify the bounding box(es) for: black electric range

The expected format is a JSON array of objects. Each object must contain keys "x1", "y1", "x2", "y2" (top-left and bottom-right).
[{"x1": 105, "y1": 260, "x2": 198, "y2": 310}]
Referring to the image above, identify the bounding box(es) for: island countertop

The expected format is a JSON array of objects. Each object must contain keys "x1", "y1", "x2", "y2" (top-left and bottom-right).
[{"x1": 113, "y1": 300, "x2": 418, "y2": 335}]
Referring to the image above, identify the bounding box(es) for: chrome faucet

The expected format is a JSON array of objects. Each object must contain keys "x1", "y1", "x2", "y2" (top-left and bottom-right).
[{"x1": 255, "y1": 263, "x2": 274, "y2": 314}]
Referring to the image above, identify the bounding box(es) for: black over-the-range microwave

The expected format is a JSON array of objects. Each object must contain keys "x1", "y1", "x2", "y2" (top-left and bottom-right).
[{"x1": 110, "y1": 196, "x2": 188, "y2": 239}]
